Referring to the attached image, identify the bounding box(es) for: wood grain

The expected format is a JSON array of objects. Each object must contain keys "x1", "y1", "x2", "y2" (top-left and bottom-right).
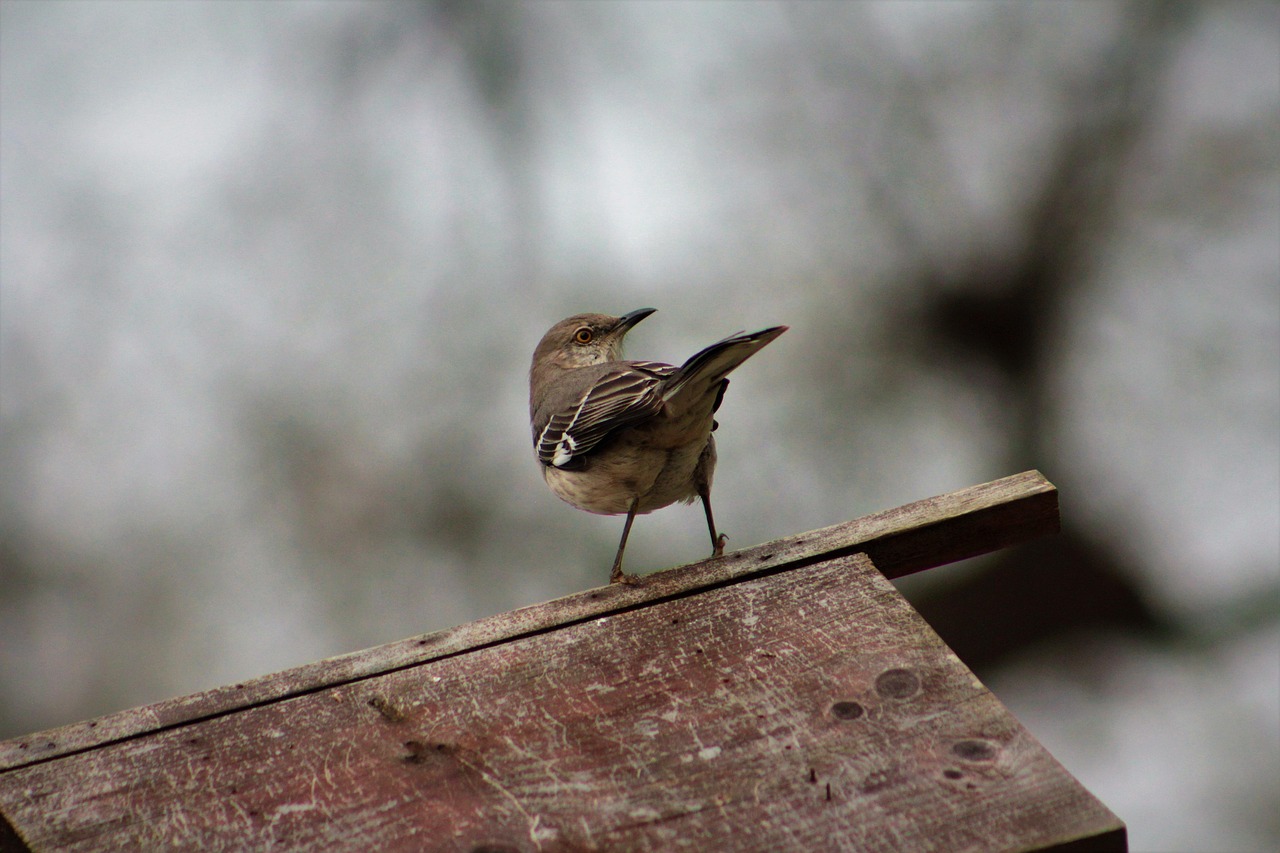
[
  {"x1": 0, "y1": 554, "x2": 1121, "y2": 852},
  {"x1": 0, "y1": 471, "x2": 1058, "y2": 772}
]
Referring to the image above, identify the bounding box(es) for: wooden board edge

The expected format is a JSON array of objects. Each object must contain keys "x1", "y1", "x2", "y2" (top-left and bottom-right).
[
  {"x1": 0, "y1": 807, "x2": 30, "y2": 853},
  {"x1": 1037, "y1": 823, "x2": 1127, "y2": 852},
  {"x1": 0, "y1": 470, "x2": 1058, "y2": 771}
]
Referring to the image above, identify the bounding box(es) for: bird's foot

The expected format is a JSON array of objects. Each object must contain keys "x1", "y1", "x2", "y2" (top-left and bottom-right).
[
  {"x1": 610, "y1": 569, "x2": 640, "y2": 586},
  {"x1": 712, "y1": 533, "x2": 728, "y2": 558}
]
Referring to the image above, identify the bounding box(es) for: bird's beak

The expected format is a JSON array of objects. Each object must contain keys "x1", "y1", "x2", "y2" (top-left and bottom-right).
[{"x1": 615, "y1": 307, "x2": 656, "y2": 334}]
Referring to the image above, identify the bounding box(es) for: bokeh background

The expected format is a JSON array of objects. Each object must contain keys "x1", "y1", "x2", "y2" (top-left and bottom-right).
[{"x1": 2, "y1": 1, "x2": 1277, "y2": 849}]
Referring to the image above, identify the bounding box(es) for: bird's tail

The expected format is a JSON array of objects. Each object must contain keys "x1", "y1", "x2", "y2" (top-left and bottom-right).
[{"x1": 661, "y1": 325, "x2": 788, "y2": 410}]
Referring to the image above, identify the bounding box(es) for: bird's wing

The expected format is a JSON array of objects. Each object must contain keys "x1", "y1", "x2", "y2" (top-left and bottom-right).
[
  {"x1": 535, "y1": 361, "x2": 676, "y2": 468},
  {"x1": 660, "y1": 326, "x2": 789, "y2": 410}
]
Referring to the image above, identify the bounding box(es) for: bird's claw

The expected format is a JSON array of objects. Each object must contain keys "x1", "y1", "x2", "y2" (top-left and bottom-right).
[
  {"x1": 610, "y1": 569, "x2": 640, "y2": 585},
  {"x1": 712, "y1": 533, "x2": 728, "y2": 558}
]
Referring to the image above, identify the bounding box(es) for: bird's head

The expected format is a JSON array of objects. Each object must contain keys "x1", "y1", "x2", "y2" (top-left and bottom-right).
[{"x1": 531, "y1": 308, "x2": 655, "y2": 371}]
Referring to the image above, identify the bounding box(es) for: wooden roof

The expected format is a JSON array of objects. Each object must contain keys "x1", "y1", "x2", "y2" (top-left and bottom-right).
[{"x1": 0, "y1": 471, "x2": 1124, "y2": 851}]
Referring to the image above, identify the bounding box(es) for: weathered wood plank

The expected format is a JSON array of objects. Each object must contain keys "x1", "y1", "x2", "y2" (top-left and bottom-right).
[
  {"x1": 0, "y1": 553, "x2": 1120, "y2": 852},
  {"x1": 0, "y1": 471, "x2": 1057, "y2": 771}
]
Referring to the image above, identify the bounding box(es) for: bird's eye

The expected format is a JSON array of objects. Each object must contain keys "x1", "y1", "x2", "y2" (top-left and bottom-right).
[{"x1": 573, "y1": 327, "x2": 594, "y2": 344}]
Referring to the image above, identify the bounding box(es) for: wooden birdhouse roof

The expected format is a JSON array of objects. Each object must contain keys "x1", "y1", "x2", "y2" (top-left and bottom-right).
[{"x1": 0, "y1": 471, "x2": 1124, "y2": 851}]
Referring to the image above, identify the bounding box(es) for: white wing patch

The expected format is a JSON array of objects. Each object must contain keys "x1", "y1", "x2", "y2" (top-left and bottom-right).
[
  {"x1": 535, "y1": 363, "x2": 674, "y2": 468},
  {"x1": 538, "y1": 383, "x2": 597, "y2": 468},
  {"x1": 538, "y1": 413, "x2": 577, "y2": 468},
  {"x1": 551, "y1": 441, "x2": 576, "y2": 467}
]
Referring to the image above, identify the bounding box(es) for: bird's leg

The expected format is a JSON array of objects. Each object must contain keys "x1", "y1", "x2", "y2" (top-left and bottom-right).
[
  {"x1": 610, "y1": 498, "x2": 642, "y2": 585},
  {"x1": 699, "y1": 484, "x2": 727, "y2": 558}
]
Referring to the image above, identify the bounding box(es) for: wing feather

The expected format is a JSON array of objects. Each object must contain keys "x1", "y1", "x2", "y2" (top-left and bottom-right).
[{"x1": 535, "y1": 362, "x2": 674, "y2": 468}]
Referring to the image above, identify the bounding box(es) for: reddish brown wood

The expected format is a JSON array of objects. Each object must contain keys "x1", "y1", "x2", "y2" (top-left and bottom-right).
[
  {"x1": 0, "y1": 553, "x2": 1122, "y2": 851},
  {"x1": 0, "y1": 471, "x2": 1059, "y2": 773}
]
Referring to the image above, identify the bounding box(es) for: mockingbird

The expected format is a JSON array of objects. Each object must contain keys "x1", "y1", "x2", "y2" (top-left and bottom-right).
[{"x1": 529, "y1": 308, "x2": 787, "y2": 584}]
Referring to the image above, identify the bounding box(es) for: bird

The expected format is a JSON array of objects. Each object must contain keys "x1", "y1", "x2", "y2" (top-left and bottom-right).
[{"x1": 529, "y1": 308, "x2": 787, "y2": 584}]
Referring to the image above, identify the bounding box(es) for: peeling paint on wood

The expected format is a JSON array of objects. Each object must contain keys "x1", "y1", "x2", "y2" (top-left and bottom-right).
[
  {"x1": 0, "y1": 471, "x2": 1059, "y2": 772},
  {"x1": 0, "y1": 471, "x2": 1124, "y2": 851}
]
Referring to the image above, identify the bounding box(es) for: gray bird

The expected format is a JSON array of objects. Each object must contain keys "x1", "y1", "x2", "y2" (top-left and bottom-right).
[{"x1": 529, "y1": 308, "x2": 787, "y2": 584}]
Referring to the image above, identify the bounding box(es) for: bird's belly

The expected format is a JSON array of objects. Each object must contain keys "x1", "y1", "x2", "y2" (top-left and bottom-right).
[
  {"x1": 542, "y1": 439, "x2": 709, "y2": 516},
  {"x1": 637, "y1": 441, "x2": 708, "y2": 511}
]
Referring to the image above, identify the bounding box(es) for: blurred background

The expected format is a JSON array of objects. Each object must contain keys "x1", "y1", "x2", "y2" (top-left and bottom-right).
[{"x1": 2, "y1": 1, "x2": 1276, "y2": 849}]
